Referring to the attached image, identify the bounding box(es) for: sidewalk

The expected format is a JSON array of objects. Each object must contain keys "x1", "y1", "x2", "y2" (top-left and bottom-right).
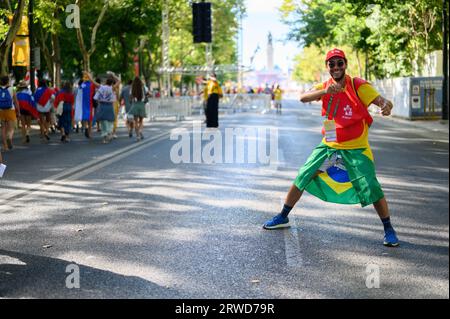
[{"x1": 372, "y1": 113, "x2": 449, "y2": 136}]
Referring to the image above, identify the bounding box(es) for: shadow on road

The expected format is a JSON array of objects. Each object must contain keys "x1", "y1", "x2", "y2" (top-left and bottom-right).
[{"x1": 0, "y1": 249, "x2": 180, "y2": 298}]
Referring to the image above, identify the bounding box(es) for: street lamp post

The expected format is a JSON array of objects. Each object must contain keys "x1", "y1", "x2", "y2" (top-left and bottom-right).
[
  {"x1": 238, "y1": 10, "x2": 243, "y2": 91},
  {"x1": 442, "y1": 0, "x2": 448, "y2": 120},
  {"x1": 162, "y1": 0, "x2": 170, "y2": 96}
]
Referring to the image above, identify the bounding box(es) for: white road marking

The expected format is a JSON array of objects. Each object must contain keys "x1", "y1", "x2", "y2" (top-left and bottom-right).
[
  {"x1": 0, "y1": 131, "x2": 170, "y2": 212},
  {"x1": 284, "y1": 218, "x2": 303, "y2": 268}
]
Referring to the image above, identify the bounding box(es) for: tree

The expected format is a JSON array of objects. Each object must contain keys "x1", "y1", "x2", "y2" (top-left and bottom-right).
[
  {"x1": 292, "y1": 44, "x2": 366, "y2": 83},
  {"x1": 0, "y1": 0, "x2": 26, "y2": 75},
  {"x1": 167, "y1": 0, "x2": 245, "y2": 86},
  {"x1": 280, "y1": 0, "x2": 443, "y2": 79},
  {"x1": 74, "y1": 0, "x2": 108, "y2": 72},
  {"x1": 291, "y1": 45, "x2": 325, "y2": 83},
  {"x1": 91, "y1": 0, "x2": 162, "y2": 82},
  {"x1": 34, "y1": 0, "x2": 75, "y2": 87},
  {"x1": 2, "y1": 0, "x2": 245, "y2": 86}
]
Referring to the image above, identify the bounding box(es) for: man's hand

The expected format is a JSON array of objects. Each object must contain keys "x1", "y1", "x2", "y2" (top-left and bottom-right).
[
  {"x1": 380, "y1": 99, "x2": 393, "y2": 116},
  {"x1": 83, "y1": 71, "x2": 92, "y2": 80},
  {"x1": 373, "y1": 96, "x2": 393, "y2": 116},
  {"x1": 326, "y1": 83, "x2": 344, "y2": 95}
]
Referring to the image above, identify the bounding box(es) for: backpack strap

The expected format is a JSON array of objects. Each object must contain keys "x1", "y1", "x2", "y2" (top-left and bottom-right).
[{"x1": 351, "y1": 77, "x2": 367, "y2": 101}]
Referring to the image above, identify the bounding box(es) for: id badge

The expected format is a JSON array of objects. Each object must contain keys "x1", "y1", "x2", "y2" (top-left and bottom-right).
[{"x1": 323, "y1": 119, "x2": 337, "y2": 142}]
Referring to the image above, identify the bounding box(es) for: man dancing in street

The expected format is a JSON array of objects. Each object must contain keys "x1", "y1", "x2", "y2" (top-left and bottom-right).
[{"x1": 263, "y1": 48, "x2": 399, "y2": 247}]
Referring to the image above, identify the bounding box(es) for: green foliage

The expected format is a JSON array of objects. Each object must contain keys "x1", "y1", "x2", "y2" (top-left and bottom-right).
[
  {"x1": 1, "y1": 0, "x2": 24, "y2": 42},
  {"x1": 87, "y1": 0, "x2": 162, "y2": 80},
  {"x1": 292, "y1": 44, "x2": 365, "y2": 83},
  {"x1": 280, "y1": 0, "x2": 444, "y2": 80},
  {"x1": 291, "y1": 45, "x2": 325, "y2": 83},
  {"x1": 168, "y1": 0, "x2": 244, "y2": 81},
  {"x1": 2, "y1": 0, "x2": 244, "y2": 86},
  {"x1": 0, "y1": 9, "x2": 10, "y2": 42}
]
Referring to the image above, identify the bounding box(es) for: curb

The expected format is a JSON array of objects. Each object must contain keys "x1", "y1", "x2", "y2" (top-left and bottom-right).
[{"x1": 370, "y1": 112, "x2": 449, "y2": 135}]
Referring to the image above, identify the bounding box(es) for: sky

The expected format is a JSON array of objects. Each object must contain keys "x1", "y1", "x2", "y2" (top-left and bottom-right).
[{"x1": 242, "y1": 0, "x2": 300, "y2": 73}]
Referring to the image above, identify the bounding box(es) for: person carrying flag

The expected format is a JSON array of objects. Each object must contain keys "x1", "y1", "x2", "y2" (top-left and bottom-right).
[
  {"x1": 263, "y1": 48, "x2": 399, "y2": 247},
  {"x1": 16, "y1": 80, "x2": 39, "y2": 143},
  {"x1": 74, "y1": 72, "x2": 96, "y2": 139},
  {"x1": 54, "y1": 81, "x2": 75, "y2": 143},
  {"x1": 34, "y1": 79, "x2": 55, "y2": 141}
]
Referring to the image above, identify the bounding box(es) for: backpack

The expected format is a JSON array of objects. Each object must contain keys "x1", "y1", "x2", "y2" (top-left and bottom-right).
[{"x1": 0, "y1": 87, "x2": 13, "y2": 109}]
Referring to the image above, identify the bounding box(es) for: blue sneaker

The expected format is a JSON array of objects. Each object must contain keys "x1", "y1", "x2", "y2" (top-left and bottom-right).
[
  {"x1": 383, "y1": 228, "x2": 399, "y2": 247},
  {"x1": 263, "y1": 214, "x2": 290, "y2": 230}
]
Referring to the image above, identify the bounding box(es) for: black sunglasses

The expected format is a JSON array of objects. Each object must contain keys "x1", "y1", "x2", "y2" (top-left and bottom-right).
[{"x1": 328, "y1": 60, "x2": 345, "y2": 68}]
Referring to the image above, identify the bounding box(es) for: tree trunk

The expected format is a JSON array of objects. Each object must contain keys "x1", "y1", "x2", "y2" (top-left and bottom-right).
[
  {"x1": 146, "y1": 43, "x2": 162, "y2": 92},
  {"x1": 83, "y1": 52, "x2": 90, "y2": 72},
  {"x1": 365, "y1": 50, "x2": 369, "y2": 80},
  {"x1": 119, "y1": 34, "x2": 129, "y2": 74},
  {"x1": 0, "y1": 44, "x2": 11, "y2": 75},
  {"x1": 355, "y1": 50, "x2": 363, "y2": 78},
  {"x1": 36, "y1": 23, "x2": 54, "y2": 81},
  {"x1": 142, "y1": 50, "x2": 151, "y2": 87},
  {"x1": 75, "y1": 24, "x2": 90, "y2": 72},
  {"x1": 75, "y1": 0, "x2": 108, "y2": 72},
  {"x1": 0, "y1": 0, "x2": 26, "y2": 75},
  {"x1": 157, "y1": 73, "x2": 161, "y2": 92},
  {"x1": 51, "y1": 9, "x2": 62, "y2": 88},
  {"x1": 52, "y1": 33, "x2": 61, "y2": 88}
]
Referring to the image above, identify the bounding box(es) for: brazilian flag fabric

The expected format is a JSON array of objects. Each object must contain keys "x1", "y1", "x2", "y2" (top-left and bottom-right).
[{"x1": 294, "y1": 143, "x2": 384, "y2": 207}]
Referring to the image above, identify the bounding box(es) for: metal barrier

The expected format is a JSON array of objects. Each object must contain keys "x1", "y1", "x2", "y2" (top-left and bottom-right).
[
  {"x1": 146, "y1": 97, "x2": 192, "y2": 121},
  {"x1": 220, "y1": 94, "x2": 272, "y2": 113},
  {"x1": 146, "y1": 94, "x2": 272, "y2": 121}
]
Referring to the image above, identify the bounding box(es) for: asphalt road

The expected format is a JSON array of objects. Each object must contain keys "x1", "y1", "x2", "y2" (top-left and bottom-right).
[{"x1": 0, "y1": 100, "x2": 448, "y2": 299}]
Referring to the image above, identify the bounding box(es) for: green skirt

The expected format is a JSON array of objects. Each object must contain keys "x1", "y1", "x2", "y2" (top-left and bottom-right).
[
  {"x1": 294, "y1": 143, "x2": 384, "y2": 207},
  {"x1": 130, "y1": 101, "x2": 147, "y2": 118}
]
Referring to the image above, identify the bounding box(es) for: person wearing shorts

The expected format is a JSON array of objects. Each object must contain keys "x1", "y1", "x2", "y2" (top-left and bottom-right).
[{"x1": 0, "y1": 76, "x2": 19, "y2": 151}]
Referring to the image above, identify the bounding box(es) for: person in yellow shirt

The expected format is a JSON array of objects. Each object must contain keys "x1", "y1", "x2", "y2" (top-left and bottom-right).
[
  {"x1": 200, "y1": 77, "x2": 208, "y2": 123},
  {"x1": 273, "y1": 84, "x2": 283, "y2": 113},
  {"x1": 263, "y1": 48, "x2": 399, "y2": 248},
  {"x1": 206, "y1": 73, "x2": 223, "y2": 128}
]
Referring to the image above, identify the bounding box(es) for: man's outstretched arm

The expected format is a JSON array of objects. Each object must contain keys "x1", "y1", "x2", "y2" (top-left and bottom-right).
[
  {"x1": 299, "y1": 83, "x2": 344, "y2": 103},
  {"x1": 371, "y1": 95, "x2": 393, "y2": 116}
]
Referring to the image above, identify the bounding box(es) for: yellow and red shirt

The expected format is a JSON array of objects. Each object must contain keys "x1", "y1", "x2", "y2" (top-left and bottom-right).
[{"x1": 313, "y1": 75, "x2": 379, "y2": 149}]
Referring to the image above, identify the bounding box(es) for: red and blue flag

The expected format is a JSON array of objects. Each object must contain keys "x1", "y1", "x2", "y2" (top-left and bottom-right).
[{"x1": 17, "y1": 91, "x2": 39, "y2": 119}]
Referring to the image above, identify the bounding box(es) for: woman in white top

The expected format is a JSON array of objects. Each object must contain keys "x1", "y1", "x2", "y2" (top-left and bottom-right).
[{"x1": 86, "y1": 71, "x2": 121, "y2": 143}]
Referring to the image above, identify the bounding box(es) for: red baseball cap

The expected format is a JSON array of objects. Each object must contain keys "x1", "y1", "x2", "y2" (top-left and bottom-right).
[{"x1": 325, "y1": 48, "x2": 346, "y2": 62}]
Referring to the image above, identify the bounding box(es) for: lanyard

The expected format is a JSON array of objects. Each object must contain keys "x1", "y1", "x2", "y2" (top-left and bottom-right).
[{"x1": 325, "y1": 95, "x2": 340, "y2": 120}]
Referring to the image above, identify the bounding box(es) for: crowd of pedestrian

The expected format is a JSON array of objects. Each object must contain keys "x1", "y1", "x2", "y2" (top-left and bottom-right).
[
  {"x1": 1, "y1": 71, "x2": 284, "y2": 166},
  {"x1": 0, "y1": 71, "x2": 152, "y2": 164}
]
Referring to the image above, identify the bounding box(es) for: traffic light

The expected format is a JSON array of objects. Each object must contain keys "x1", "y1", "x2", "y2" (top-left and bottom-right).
[{"x1": 192, "y1": 2, "x2": 212, "y2": 43}]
